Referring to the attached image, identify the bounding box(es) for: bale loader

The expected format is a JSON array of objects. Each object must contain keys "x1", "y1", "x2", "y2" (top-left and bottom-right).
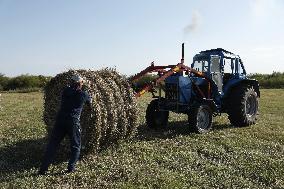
[{"x1": 131, "y1": 44, "x2": 260, "y2": 133}]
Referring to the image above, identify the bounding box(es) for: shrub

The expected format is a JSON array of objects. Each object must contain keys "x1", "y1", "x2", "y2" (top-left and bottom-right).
[
  {"x1": 0, "y1": 74, "x2": 51, "y2": 91},
  {"x1": 0, "y1": 74, "x2": 9, "y2": 91},
  {"x1": 129, "y1": 74, "x2": 157, "y2": 92},
  {"x1": 248, "y1": 72, "x2": 284, "y2": 89}
]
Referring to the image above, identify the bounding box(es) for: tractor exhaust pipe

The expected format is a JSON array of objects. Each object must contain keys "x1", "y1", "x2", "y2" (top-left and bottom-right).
[{"x1": 181, "y1": 43, "x2": 184, "y2": 64}]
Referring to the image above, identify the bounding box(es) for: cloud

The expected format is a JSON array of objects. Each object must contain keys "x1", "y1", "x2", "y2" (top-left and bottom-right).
[
  {"x1": 250, "y1": 0, "x2": 281, "y2": 18},
  {"x1": 183, "y1": 10, "x2": 201, "y2": 35}
]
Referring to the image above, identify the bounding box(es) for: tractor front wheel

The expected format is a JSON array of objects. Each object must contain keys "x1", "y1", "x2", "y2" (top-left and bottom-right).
[
  {"x1": 146, "y1": 99, "x2": 169, "y2": 129},
  {"x1": 188, "y1": 104, "x2": 213, "y2": 133}
]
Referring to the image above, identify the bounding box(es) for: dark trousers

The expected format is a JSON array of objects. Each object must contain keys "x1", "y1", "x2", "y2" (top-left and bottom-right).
[{"x1": 40, "y1": 118, "x2": 81, "y2": 172}]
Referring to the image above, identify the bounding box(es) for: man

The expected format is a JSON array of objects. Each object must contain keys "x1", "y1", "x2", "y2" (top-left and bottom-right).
[{"x1": 39, "y1": 75, "x2": 91, "y2": 175}]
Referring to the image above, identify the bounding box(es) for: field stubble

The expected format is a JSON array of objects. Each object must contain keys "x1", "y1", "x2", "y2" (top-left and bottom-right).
[{"x1": 0, "y1": 89, "x2": 283, "y2": 188}]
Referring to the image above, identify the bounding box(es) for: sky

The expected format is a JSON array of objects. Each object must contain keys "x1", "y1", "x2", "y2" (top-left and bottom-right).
[{"x1": 0, "y1": 0, "x2": 283, "y2": 76}]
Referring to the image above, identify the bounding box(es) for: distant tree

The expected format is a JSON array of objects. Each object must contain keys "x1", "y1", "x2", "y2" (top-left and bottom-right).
[
  {"x1": 248, "y1": 72, "x2": 284, "y2": 88},
  {"x1": 0, "y1": 73, "x2": 9, "y2": 91},
  {"x1": 3, "y1": 74, "x2": 51, "y2": 91},
  {"x1": 129, "y1": 74, "x2": 158, "y2": 92}
]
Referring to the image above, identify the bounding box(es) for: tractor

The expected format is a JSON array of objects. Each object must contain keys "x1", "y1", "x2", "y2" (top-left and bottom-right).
[{"x1": 131, "y1": 44, "x2": 260, "y2": 133}]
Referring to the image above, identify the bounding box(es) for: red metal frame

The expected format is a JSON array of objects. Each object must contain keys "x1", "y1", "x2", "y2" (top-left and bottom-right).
[
  {"x1": 130, "y1": 43, "x2": 213, "y2": 99},
  {"x1": 131, "y1": 62, "x2": 212, "y2": 99}
]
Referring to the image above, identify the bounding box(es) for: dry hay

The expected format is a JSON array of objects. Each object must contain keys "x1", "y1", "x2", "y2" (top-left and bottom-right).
[{"x1": 43, "y1": 68, "x2": 138, "y2": 154}]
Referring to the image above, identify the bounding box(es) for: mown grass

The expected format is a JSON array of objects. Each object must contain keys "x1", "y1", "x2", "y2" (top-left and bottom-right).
[{"x1": 0, "y1": 89, "x2": 284, "y2": 188}]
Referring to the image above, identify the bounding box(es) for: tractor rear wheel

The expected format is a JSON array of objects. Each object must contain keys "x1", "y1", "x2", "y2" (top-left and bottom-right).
[
  {"x1": 227, "y1": 85, "x2": 259, "y2": 127},
  {"x1": 188, "y1": 104, "x2": 213, "y2": 133},
  {"x1": 146, "y1": 99, "x2": 169, "y2": 129}
]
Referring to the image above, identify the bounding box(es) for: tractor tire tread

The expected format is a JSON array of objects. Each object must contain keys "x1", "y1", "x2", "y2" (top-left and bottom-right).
[{"x1": 227, "y1": 84, "x2": 258, "y2": 127}]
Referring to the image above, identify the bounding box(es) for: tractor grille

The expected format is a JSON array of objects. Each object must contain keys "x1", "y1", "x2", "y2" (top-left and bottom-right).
[{"x1": 165, "y1": 83, "x2": 178, "y2": 101}]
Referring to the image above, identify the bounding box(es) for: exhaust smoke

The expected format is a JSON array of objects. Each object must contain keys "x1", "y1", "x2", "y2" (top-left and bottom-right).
[{"x1": 183, "y1": 10, "x2": 201, "y2": 35}]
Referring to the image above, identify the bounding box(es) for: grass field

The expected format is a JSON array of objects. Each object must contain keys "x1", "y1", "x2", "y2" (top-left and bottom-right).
[{"x1": 0, "y1": 89, "x2": 284, "y2": 188}]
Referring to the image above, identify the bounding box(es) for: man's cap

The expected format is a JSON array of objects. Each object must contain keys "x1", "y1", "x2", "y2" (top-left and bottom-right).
[{"x1": 71, "y1": 75, "x2": 84, "y2": 83}]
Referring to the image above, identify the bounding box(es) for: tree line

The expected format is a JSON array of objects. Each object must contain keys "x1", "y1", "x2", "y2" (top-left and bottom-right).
[
  {"x1": 131, "y1": 72, "x2": 284, "y2": 90},
  {"x1": 0, "y1": 74, "x2": 51, "y2": 91},
  {"x1": 248, "y1": 72, "x2": 284, "y2": 89},
  {"x1": 0, "y1": 72, "x2": 283, "y2": 92}
]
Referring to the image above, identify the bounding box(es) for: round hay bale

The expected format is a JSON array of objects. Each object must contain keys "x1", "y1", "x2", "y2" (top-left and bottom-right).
[{"x1": 43, "y1": 69, "x2": 138, "y2": 154}]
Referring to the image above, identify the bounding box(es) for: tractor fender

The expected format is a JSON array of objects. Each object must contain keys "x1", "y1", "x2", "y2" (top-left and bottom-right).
[{"x1": 223, "y1": 78, "x2": 260, "y2": 99}]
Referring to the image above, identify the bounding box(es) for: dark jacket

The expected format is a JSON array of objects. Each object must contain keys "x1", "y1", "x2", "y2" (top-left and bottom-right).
[{"x1": 57, "y1": 86, "x2": 91, "y2": 123}]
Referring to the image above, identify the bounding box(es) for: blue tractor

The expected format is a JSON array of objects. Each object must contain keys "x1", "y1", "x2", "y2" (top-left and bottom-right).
[{"x1": 131, "y1": 44, "x2": 260, "y2": 133}]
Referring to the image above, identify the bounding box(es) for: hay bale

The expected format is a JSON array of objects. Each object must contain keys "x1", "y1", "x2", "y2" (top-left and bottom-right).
[{"x1": 43, "y1": 69, "x2": 138, "y2": 154}]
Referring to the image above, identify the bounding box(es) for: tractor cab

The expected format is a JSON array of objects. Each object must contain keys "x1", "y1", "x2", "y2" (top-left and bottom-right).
[{"x1": 192, "y1": 48, "x2": 246, "y2": 95}]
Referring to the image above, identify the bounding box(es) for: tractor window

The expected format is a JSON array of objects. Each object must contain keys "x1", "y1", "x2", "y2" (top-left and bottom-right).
[
  {"x1": 210, "y1": 56, "x2": 220, "y2": 73},
  {"x1": 235, "y1": 59, "x2": 245, "y2": 75},
  {"x1": 192, "y1": 60, "x2": 209, "y2": 72},
  {"x1": 223, "y1": 59, "x2": 233, "y2": 73}
]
